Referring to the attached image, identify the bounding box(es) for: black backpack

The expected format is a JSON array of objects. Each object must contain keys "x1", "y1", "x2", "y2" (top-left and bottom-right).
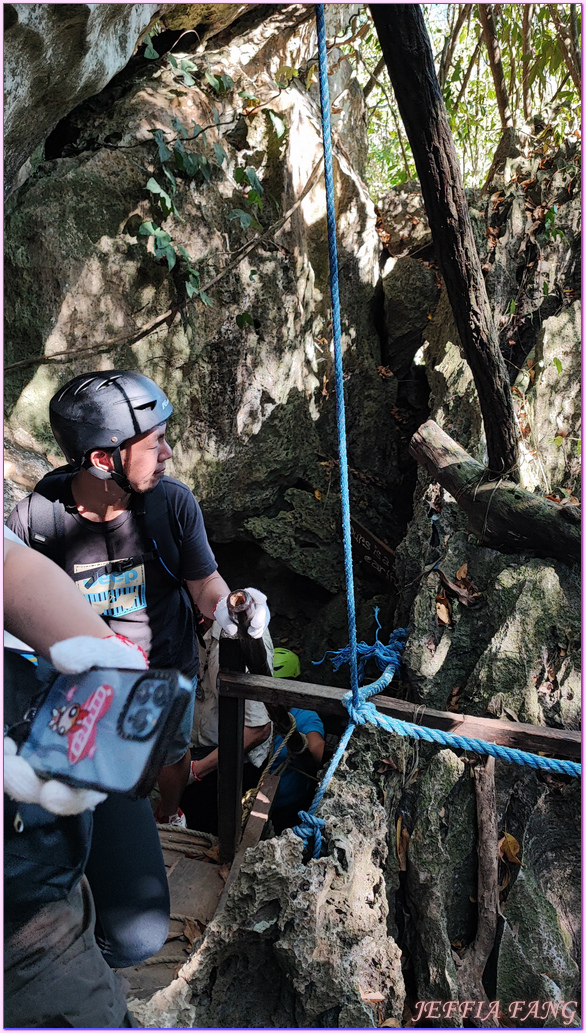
[{"x1": 26, "y1": 468, "x2": 184, "y2": 588}]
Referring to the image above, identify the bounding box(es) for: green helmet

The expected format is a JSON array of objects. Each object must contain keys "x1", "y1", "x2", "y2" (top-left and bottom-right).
[{"x1": 273, "y1": 648, "x2": 300, "y2": 679}]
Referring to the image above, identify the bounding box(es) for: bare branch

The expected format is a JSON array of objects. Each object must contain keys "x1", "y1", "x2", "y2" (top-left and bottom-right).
[{"x1": 522, "y1": 4, "x2": 534, "y2": 121}]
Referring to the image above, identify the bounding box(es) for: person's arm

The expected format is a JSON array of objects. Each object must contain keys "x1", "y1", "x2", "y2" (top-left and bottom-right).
[
  {"x1": 4, "y1": 538, "x2": 111, "y2": 658},
  {"x1": 304, "y1": 731, "x2": 325, "y2": 770},
  {"x1": 186, "y1": 570, "x2": 231, "y2": 621},
  {"x1": 191, "y1": 722, "x2": 272, "y2": 780}
]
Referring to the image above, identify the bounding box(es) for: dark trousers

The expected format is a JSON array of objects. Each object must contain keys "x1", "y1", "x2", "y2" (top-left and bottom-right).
[
  {"x1": 180, "y1": 747, "x2": 261, "y2": 834},
  {"x1": 84, "y1": 794, "x2": 170, "y2": 969}
]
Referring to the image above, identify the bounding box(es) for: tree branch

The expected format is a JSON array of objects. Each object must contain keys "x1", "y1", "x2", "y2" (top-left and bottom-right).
[
  {"x1": 478, "y1": 4, "x2": 514, "y2": 130},
  {"x1": 547, "y1": 4, "x2": 581, "y2": 93},
  {"x1": 456, "y1": 756, "x2": 499, "y2": 1027}
]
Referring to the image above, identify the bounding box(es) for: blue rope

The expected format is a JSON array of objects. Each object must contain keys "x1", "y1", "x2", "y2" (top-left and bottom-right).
[
  {"x1": 294, "y1": 7, "x2": 581, "y2": 863},
  {"x1": 315, "y1": 3, "x2": 359, "y2": 704}
]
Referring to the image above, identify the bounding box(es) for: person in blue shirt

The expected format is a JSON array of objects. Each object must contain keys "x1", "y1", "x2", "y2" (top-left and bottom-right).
[{"x1": 270, "y1": 650, "x2": 325, "y2": 833}]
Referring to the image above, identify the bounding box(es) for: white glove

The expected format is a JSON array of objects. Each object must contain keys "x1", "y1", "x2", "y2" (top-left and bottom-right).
[
  {"x1": 49, "y1": 634, "x2": 149, "y2": 674},
  {"x1": 213, "y1": 588, "x2": 270, "y2": 640},
  {"x1": 4, "y1": 634, "x2": 147, "y2": 816},
  {"x1": 4, "y1": 737, "x2": 106, "y2": 815}
]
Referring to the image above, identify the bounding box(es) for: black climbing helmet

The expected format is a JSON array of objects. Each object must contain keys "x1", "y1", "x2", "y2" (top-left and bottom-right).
[{"x1": 50, "y1": 370, "x2": 173, "y2": 488}]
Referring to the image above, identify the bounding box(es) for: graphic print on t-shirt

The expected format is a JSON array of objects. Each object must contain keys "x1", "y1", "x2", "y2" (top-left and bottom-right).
[{"x1": 74, "y1": 559, "x2": 147, "y2": 617}]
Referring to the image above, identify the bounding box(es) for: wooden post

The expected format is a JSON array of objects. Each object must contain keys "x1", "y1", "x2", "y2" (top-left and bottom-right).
[{"x1": 217, "y1": 639, "x2": 246, "y2": 863}]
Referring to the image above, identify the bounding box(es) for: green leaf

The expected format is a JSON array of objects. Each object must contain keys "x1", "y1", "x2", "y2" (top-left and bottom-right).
[
  {"x1": 151, "y1": 128, "x2": 172, "y2": 163},
  {"x1": 554, "y1": 436, "x2": 564, "y2": 447},
  {"x1": 239, "y1": 89, "x2": 259, "y2": 103},
  {"x1": 229, "y1": 208, "x2": 253, "y2": 229},
  {"x1": 176, "y1": 244, "x2": 192, "y2": 262},
  {"x1": 180, "y1": 58, "x2": 198, "y2": 73},
  {"x1": 249, "y1": 269, "x2": 258, "y2": 281},
  {"x1": 213, "y1": 142, "x2": 228, "y2": 167},
  {"x1": 236, "y1": 311, "x2": 255, "y2": 328},
  {"x1": 552, "y1": 357, "x2": 563, "y2": 375},
  {"x1": 179, "y1": 70, "x2": 196, "y2": 87},
  {"x1": 144, "y1": 35, "x2": 159, "y2": 60},
  {"x1": 199, "y1": 290, "x2": 213, "y2": 307},
  {"x1": 162, "y1": 163, "x2": 177, "y2": 193},
  {"x1": 306, "y1": 64, "x2": 316, "y2": 90},
  {"x1": 172, "y1": 116, "x2": 189, "y2": 139},
  {"x1": 245, "y1": 166, "x2": 263, "y2": 194},
  {"x1": 575, "y1": 441, "x2": 581, "y2": 457},
  {"x1": 275, "y1": 65, "x2": 298, "y2": 87},
  {"x1": 234, "y1": 167, "x2": 247, "y2": 184},
  {"x1": 146, "y1": 177, "x2": 175, "y2": 216},
  {"x1": 186, "y1": 281, "x2": 197, "y2": 299},
  {"x1": 246, "y1": 188, "x2": 263, "y2": 210},
  {"x1": 138, "y1": 220, "x2": 161, "y2": 237},
  {"x1": 219, "y1": 73, "x2": 234, "y2": 91},
  {"x1": 163, "y1": 245, "x2": 176, "y2": 270},
  {"x1": 509, "y1": 299, "x2": 516, "y2": 314},
  {"x1": 268, "y1": 110, "x2": 286, "y2": 139},
  {"x1": 168, "y1": 54, "x2": 178, "y2": 68},
  {"x1": 543, "y1": 280, "x2": 549, "y2": 297},
  {"x1": 205, "y1": 70, "x2": 221, "y2": 92}
]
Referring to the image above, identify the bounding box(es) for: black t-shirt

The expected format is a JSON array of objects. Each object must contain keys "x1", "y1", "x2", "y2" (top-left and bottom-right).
[{"x1": 7, "y1": 477, "x2": 217, "y2": 678}]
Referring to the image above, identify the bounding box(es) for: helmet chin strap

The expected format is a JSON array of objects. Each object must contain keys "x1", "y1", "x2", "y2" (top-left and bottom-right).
[{"x1": 85, "y1": 446, "x2": 133, "y2": 494}]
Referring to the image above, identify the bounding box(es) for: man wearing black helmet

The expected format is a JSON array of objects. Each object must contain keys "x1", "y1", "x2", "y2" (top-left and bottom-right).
[{"x1": 7, "y1": 369, "x2": 270, "y2": 970}]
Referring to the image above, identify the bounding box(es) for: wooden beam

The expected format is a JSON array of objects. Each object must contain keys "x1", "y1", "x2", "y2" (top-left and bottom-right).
[
  {"x1": 219, "y1": 671, "x2": 581, "y2": 762},
  {"x1": 216, "y1": 774, "x2": 281, "y2": 916}
]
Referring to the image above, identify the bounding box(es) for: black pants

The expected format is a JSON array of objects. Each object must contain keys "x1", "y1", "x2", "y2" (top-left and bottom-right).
[
  {"x1": 4, "y1": 877, "x2": 131, "y2": 1028},
  {"x1": 84, "y1": 794, "x2": 170, "y2": 969},
  {"x1": 180, "y1": 748, "x2": 261, "y2": 834}
]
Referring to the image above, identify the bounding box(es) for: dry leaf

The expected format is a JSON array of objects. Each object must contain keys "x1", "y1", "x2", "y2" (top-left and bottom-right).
[
  {"x1": 456, "y1": 562, "x2": 468, "y2": 581},
  {"x1": 397, "y1": 827, "x2": 410, "y2": 872},
  {"x1": 360, "y1": 988, "x2": 386, "y2": 1004},
  {"x1": 201, "y1": 845, "x2": 220, "y2": 863},
  {"x1": 439, "y1": 569, "x2": 482, "y2": 608},
  {"x1": 375, "y1": 756, "x2": 398, "y2": 774},
  {"x1": 498, "y1": 832, "x2": 522, "y2": 865},
  {"x1": 183, "y1": 917, "x2": 202, "y2": 947},
  {"x1": 380, "y1": 1020, "x2": 401, "y2": 1027},
  {"x1": 218, "y1": 863, "x2": 231, "y2": 883},
  {"x1": 436, "y1": 594, "x2": 452, "y2": 626}
]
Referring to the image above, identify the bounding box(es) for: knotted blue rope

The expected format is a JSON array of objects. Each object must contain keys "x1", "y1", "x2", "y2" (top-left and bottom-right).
[{"x1": 315, "y1": 2, "x2": 359, "y2": 704}]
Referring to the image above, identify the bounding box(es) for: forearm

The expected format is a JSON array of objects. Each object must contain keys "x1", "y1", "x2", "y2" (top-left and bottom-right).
[
  {"x1": 186, "y1": 571, "x2": 231, "y2": 620},
  {"x1": 191, "y1": 723, "x2": 271, "y2": 780},
  {"x1": 4, "y1": 540, "x2": 110, "y2": 658}
]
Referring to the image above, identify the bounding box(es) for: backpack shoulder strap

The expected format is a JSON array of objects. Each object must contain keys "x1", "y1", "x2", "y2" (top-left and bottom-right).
[
  {"x1": 141, "y1": 479, "x2": 183, "y2": 583},
  {"x1": 27, "y1": 468, "x2": 73, "y2": 561}
]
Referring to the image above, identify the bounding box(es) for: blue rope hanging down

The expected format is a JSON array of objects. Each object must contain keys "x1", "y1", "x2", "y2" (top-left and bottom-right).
[
  {"x1": 314, "y1": 2, "x2": 359, "y2": 704},
  {"x1": 293, "y1": 5, "x2": 581, "y2": 864}
]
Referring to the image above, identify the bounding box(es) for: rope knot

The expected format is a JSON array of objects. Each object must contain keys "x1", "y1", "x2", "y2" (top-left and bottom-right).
[
  {"x1": 292, "y1": 810, "x2": 326, "y2": 859},
  {"x1": 344, "y1": 694, "x2": 378, "y2": 727}
]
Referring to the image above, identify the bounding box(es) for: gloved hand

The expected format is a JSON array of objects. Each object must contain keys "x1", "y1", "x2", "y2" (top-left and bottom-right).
[
  {"x1": 49, "y1": 633, "x2": 149, "y2": 674},
  {"x1": 213, "y1": 588, "x2": 270, "y2": 640},
  {"x1": 4, "y1": 633, "x2": 148, "y2": 816}
]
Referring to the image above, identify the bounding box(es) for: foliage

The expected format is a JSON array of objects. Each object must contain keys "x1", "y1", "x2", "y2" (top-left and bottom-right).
[
  {"x1": 338, "y1": 5, "x2": 581, "y2": 199},
  {"x1": 134, "y1": 34, "x2": 294, "y2": 322}
]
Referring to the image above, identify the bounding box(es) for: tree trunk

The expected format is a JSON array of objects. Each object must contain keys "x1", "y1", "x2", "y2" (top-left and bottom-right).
[
  {"x1": 409, "y1": 420, "x2": 580, "y2": 563},
  {"x1": 478, "y1": 4, "x2": 514, "y2": 129},
  {"x1": 369, "y1": 4, "x2": 518, "y2": 476}
]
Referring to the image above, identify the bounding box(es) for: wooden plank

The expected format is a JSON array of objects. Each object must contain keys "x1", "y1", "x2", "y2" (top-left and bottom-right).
[
  {"x1": 216, "y1": 774, "x2": 281, "y2": 917},
  {"x1": 219, "y1": 671, "x2": 581, "y2": 761},
  {"x1": 168, "y1": 857, "x2": 226, "y2": 926}
]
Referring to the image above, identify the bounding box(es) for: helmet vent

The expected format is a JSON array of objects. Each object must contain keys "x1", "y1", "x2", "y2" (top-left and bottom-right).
[
  {"x1": 96, "y1": 375, "x2": 123, "y2": 391},
  {"x1": 134, "y1": 400, "x2": 157, "y2": 411}
]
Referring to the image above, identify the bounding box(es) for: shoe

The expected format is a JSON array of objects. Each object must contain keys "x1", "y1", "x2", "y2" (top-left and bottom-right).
[{"x1": 156, "y1": 807, "x2": 187, "y2": 828}]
